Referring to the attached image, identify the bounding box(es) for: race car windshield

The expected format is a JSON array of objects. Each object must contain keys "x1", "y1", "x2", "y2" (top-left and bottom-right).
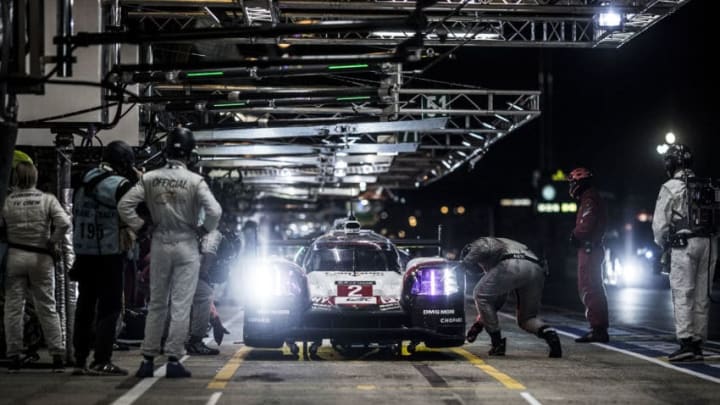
[{"x1": 306, "y1": 246, "x2": 400, "y2": 273}]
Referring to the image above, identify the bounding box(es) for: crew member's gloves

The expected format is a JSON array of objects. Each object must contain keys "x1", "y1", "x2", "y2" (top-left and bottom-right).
[
  {"x1": 209, "y1": 316, "x2": 230, "y2": 346},
  {"x1": 196, "y1": 226, "x2": 209, "y2": 239},
  {"x1": 119, "y1": 227, "x2": 137, "y2": 251},
  {"x1": 466, "y1": 321, "x2": 484, "y2": 343},
  {"x1": 569, "y1": 233, "x2": 582, "y2": 249},
  {"x1": 46, "y1": 240, "x2": 61, "y2": 259}
]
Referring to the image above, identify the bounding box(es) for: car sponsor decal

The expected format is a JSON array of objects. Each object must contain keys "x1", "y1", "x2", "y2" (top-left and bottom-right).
[
  {"x1": 334, "y1": 296, "x2": 377, "y2": 305},
  {"x1": 335, "y1": 280, "x2": 376, "y2": 285},
  {"x1": 422, "y1": 309, "x2": 456, "y2": 315}
]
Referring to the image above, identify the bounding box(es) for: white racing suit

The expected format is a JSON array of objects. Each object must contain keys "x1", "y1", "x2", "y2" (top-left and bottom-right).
[
  {"x1": 190, "y1": 230, "x2": 223, "y2": 340},
  {"x1": 1, "y1": 187, "x2": 71, "y2": 358},
  {"x1": 653, "y1": 170, "x2": 718, "y2": 343},
  {"x1": 462, "y1": 237, "x2": 547, "y2": 334},
  {"x1": 118, "y1": 160, "x2": 221, "y2": 359}
]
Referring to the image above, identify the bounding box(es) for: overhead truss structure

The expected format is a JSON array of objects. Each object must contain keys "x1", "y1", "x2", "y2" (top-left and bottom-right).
[
  {"x1": 120, "y1": 0, "x2": 692, "y2": 49},
  {"x1": 69, "y1": 0, "x2": 688, "y2": 201}
]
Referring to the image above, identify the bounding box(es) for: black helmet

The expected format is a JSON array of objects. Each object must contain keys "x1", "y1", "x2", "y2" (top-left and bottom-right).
[
  {"x1": 664, "y1": 144, "x2": 692, "y2": 178},
  {"x1": 165, "y1": 127, "x2": 196, "y2": 159},
  {"x1": 102, "y1": 141, "x2": 135, "y2": 173}
]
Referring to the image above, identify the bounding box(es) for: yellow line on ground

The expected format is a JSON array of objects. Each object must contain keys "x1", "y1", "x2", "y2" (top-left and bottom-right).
[
  {"x1": 207, "y1": 346, "x2": 251, "y2": 389},
  {"x1": 451, "y1": 348, "x2": 526, "y2": 390}
]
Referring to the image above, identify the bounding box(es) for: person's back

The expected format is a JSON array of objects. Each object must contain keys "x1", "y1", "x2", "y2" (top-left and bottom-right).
[
  {"x1": 117, "y1": 127, "x2": 221, "y2": 379},
  {"x1": 4, "y1": 188, "x2": 64, "y2": 249},
  {"x1": 1, "y1": 162, "x2": 69, "y2": 373}
]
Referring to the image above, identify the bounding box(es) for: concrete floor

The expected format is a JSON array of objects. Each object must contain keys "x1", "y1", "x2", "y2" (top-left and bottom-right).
[{"x1": 1, "y1": 298, "x2": 719, "y2": 405}]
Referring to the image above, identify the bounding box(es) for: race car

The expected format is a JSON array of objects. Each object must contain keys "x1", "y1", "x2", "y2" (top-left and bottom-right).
[{"x1": 242, "y1": 217, "x2": 466, "y2": 355}]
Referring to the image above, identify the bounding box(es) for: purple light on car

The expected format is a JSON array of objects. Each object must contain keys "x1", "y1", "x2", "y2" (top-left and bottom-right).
[
  {"x1": 411, "y1": 267, "x2": 459, "y2": 296},
  {"x1": 429, "y1": 269, "x2": 437, "y2": 296}
]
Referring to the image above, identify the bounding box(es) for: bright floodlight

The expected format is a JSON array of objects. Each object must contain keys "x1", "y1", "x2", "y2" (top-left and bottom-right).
[
  {"x1": 598, "y1": 11, "x2": 623, "y2": 28},
  {"x1": 665, "y1": 132, "x2": 676, "y2": 144},
  {"x1": 656, "y1": 144, "x2": 669, "y2": 155}
]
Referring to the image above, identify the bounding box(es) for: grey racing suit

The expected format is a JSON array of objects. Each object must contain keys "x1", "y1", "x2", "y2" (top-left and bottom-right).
[
  {"x1": 190, "y1": 230, "x2": 222, "y2": 340},
  {"x1": 118, "y1": 160, "x2": 221, "y2": 359},
  {"x1": 652, "y1": 169, "x2": 718, "y2": 342},
  {"x1": 462, "y1": 237, "x2": 547, "y2": 334},
  {"x1": 1, "y1": 187, "x2": 71, "y2": 358}
]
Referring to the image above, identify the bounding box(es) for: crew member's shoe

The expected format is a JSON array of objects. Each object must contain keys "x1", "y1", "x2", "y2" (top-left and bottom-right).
[
  {"x1": 7, "y1": 356, "x2": 21, "y2": 374},
  {"x1": 575, "y1": 329, "x2": 609, "y2": 343},
  {"x1": 466, "y1": 321, "x2": 484, "y2": 343},
  {"x1": 542, "y1": 329, "x2": 563, "y2": 358},
  {"x1": 186, "y1": 339, "x2": 220, "y2": 355},
  {"x1": 90, "y1": 362, "x2": 129, "y2": 376},
  {"x1": 135, "y1": 359, "x2": 154, "y2": 378},
  {"x1": 691, "y1": 339, "x2": 704, "y2": 360},
  {"x1": 51, "y1": 355, "x2": 65, "y2": 373},
  {"x1": 669, "y1": 338, "x2": 700, "y2": 362},
  {"x1": 166, "y1": 361, "x2": 192, "y2": 378},
  {"x1": 488, "y1": 338, "x2": 506, "y2": 356}
]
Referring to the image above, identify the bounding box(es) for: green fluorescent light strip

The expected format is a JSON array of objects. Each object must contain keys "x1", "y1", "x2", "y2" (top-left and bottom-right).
[
  {"x1": 327, "y1": 64, "x2": 369, "y2": 70},
  {"x1": 213, "y1": 102, "x2": 247, "y2": 108},
  {"x1": 186, "y1": 71, "x2": 225, "y2": 77},
  {"x1": 336, "y1": 96, "x2": 371, "y2": 101}
]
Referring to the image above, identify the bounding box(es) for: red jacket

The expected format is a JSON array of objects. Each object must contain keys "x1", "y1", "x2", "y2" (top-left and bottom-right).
[{"x1": 572, "y1": 188, "x2": 607, "y2": 244}]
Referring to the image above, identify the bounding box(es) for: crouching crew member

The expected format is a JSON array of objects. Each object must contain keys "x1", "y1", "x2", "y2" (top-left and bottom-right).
[{"x1": 460, "y1": 237, "x2": 562, "y2": 358}]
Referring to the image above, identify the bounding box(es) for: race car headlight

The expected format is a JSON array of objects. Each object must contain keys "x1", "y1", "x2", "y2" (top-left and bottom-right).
[
  {"x1": 245, "y1": 261, "x2": 301, "y2": 303},
  {"x1": 617, "y1": 258, "x2": 643, "y2": 285},
  {"x1": 410, "y1": 267, "x2": 459, "y2": 296}
]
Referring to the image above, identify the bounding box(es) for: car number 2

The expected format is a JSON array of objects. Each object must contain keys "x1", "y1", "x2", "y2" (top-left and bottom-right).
[{"x1": 337, "y1": 284, "x2": 372, "y2": 297}]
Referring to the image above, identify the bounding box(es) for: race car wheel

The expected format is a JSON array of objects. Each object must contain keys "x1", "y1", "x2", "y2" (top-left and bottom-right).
[
  {"x1": 407, "y1": 342, "x2": 417, "y2": 355},
  {"x1": 287, "y1": 341, "x2": 300, "y2": 356},
  {"x1": 309, "y1": 341, "x2": 321, "y2": 356}
]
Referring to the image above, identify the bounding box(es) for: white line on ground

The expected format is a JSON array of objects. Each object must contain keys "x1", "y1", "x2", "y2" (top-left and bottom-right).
[
  {"x1": 113, "y1": 311, "x2": 243, "y2": 405},
  {"x1": 497, "y1": 311, "x2": 720, "y2": 384},
  {"x1": 553, "y1": 328, "x2": 720, "y2": 385},
  {"x1": 110, "y1": 356, "x2": 186, "y2": 405},
  {"x1": 520, "y1": 391, "x2": 543, "y2": 405},
  {"x1": 206, "y1": 392, "x2": 223, "y2": 405}
]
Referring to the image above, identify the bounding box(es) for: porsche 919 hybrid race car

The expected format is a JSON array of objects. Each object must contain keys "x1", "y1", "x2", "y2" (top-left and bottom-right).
[{"x1": 241, "y1": 218, "x2": 466, "y2": 355}]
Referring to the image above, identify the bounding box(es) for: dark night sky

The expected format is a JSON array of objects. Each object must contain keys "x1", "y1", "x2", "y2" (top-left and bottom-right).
[{"x1": 413, "y1": 0, "x2": 719, "y2": 214}]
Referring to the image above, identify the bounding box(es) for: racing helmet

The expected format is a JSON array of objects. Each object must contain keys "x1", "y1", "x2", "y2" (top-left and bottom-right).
[
  {"x1": 663, "y1": 144, "x2": 692, "y2": 178},
  {"x1": 12, "y1": 150, "x2": 34, "y2": 169},
  {"x1": 165, "y1": 126, "x2": 196, "y2": 159},
  {"x1": 102, "y1": 140, "x2": 135, "y2": 174},
  {"x1": 568, "y1": 167, "x2": 593, "y2": 200}
]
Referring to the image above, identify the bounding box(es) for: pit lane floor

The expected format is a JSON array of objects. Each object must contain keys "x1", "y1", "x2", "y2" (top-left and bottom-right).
[{"x1": 1, "y1": 302, "x2": 719, "y2": 405}]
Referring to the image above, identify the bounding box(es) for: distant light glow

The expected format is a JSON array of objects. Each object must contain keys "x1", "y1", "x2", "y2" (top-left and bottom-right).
[
  {"x1": 542, "y1": 184, "x2": 557, "y2": 201},
  {"x1": 500, "y1": 198, "x2": 532, "y2": 207},
  {"x1": 637, "y1": 212, "x2": 652, "y2": 223},
  {"x1": 656, "y1": 144, "x2": 669, "y2": 155},
  {"x1": 408, "y1": 216, "x2": 418, "y2": 228},
  {"x1": 665, "y1": 132, "x2": 676, "y2": 144},
  {"x1": 598, "y1": 11, "x2": 623, "y2": 28},
  {"x1": 455, "y1": 206, "x2": 466, "y2": 215},
  {"x1": 440, "y1": 206, "x2": 449, "y2": 215},
  {"x1": 645, "y1": 251, "x2": 654, "y2": 259},
  {"x1": 398, "y1": 230, "x2": 406, "y2": 238}
]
